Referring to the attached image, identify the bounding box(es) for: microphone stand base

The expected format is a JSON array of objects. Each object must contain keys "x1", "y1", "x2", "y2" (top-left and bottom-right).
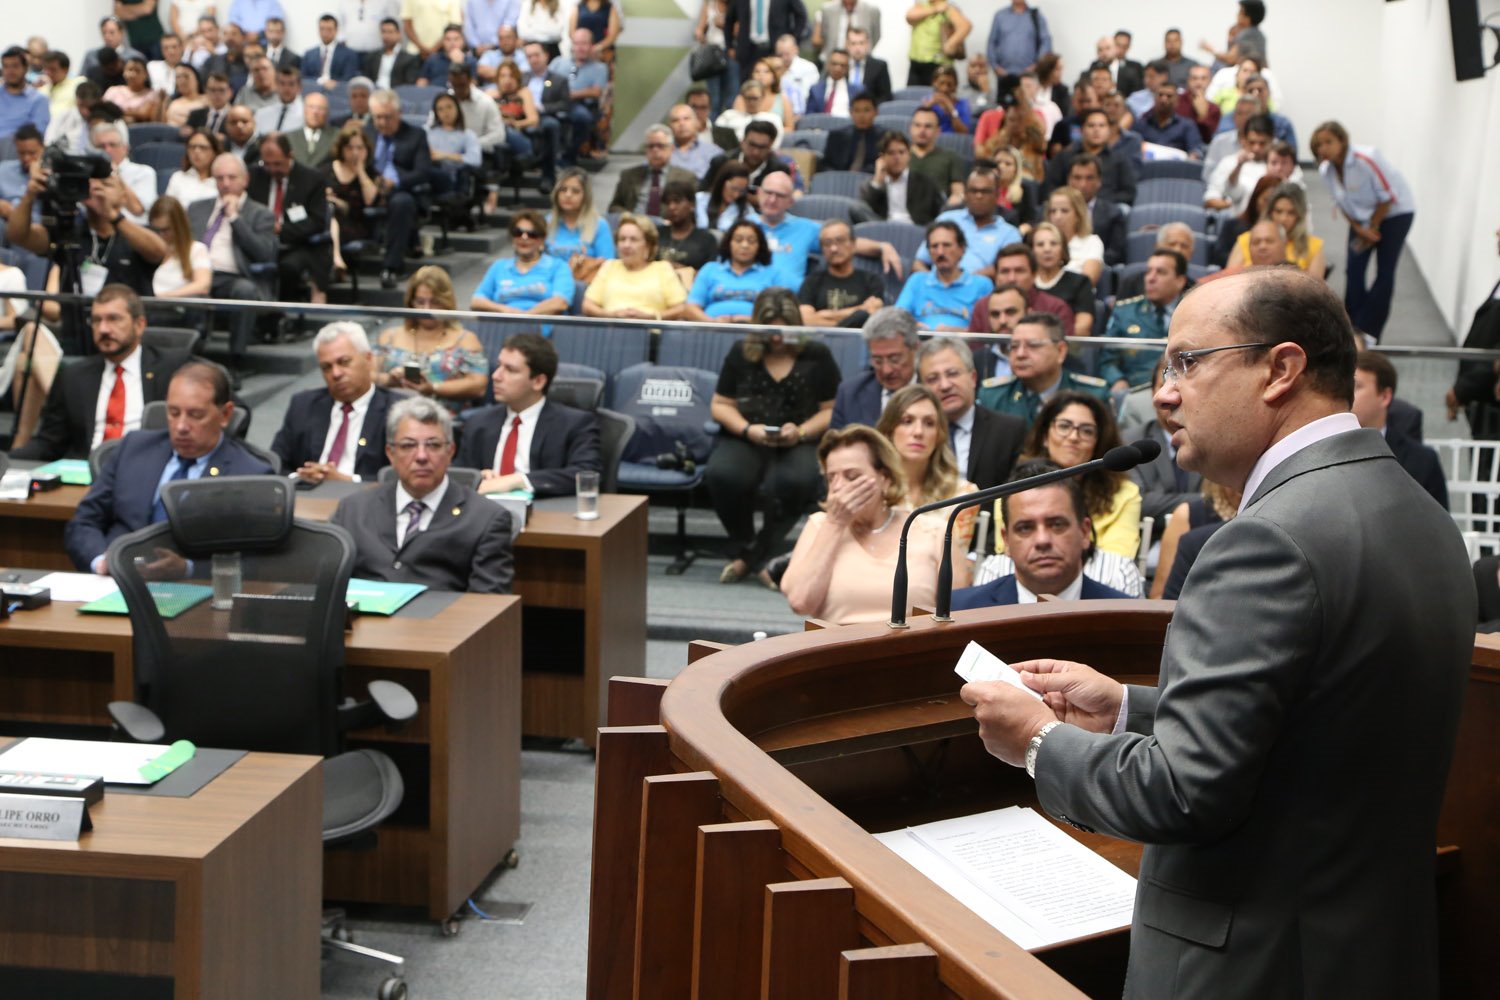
[
  {"x1": 930, "y1": 614, "x2": 953, "y2": 623},
  {"x1": 886, "y1": 620, "x2": 910, "y2": 630}
]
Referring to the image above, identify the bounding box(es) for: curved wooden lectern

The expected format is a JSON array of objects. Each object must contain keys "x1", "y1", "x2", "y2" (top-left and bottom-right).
[{"x1": 587, "y1": 602, "x2": 1500, "y2": 999}]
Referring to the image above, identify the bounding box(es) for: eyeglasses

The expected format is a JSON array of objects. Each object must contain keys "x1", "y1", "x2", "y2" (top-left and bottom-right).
[
  {"x1": 1161, "y1": 342, "x2": 1272, "y2": 383},
  {"x1": 1010, "y1": 338, "x2": 1057, "y2": 353},
  {"x1": 1051, "y1": 418, "x2": 1097, "y2": 441},
  {"x1": 391, "y1": 439, "x2": 447, "y2": 454},
  {"x1": 510, "y1": 229, "x2": 541, "y2": 239}
]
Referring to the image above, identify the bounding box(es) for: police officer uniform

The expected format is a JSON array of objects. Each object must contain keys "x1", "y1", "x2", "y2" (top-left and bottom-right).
[
  {"x1": 1101, "y1": 294, "x2": 1175, "y2": 389},
  {"x1": 977, "y1": 370, "x2": 1110, "y2": 428}
]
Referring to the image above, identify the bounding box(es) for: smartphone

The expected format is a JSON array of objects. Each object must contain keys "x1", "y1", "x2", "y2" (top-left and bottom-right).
[
  {"x1": 404, "y1": 360, "x2": 423, "y2": 383},
  {"x1": 761, "y1": 424, "x2": 782, "y2": 441}
]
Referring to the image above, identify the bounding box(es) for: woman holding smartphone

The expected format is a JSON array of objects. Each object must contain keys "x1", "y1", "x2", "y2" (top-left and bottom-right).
[{"x1": 374, "y1": 266, "x2": 489, "y2": 413}]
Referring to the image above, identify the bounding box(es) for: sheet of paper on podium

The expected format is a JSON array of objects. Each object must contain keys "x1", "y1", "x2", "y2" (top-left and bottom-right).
[{"x1": 875, "y1": 806, "x2": 1136, "y2": 950}]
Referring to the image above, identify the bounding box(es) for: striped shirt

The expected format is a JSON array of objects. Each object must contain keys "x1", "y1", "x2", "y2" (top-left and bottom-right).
[{"x1": 1319, "y1": 145, "x2": 1415, "y2": 224}]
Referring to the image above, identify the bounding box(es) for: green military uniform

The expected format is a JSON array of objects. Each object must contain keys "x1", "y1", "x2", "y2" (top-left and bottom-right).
[
  {"x1": 977, "y1": 370, "x2": 1110, "y2": 427},
  {"x1": 1100, "y1": 295, "x2": 1173, "y2": 389}
]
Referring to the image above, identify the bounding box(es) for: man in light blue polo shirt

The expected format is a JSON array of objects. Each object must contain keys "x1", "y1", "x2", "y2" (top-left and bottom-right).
[
  {"x1": 913, "y1": 165, "x2": 1021, "y2": 278},
  {"x1": 897, "y1": 221, "x2": 993, "y2": 331},
  {"x1": 470, "y1": 209, "x2": 576, "y2": 316},
  {"x1": 753, "y1": 169, "x2": 901, "y2": 288}
]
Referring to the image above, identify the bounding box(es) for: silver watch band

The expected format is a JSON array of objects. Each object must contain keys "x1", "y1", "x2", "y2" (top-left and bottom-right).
[{"x1": 1026, "y1": 721, "x2": 1063, "y2": 778}]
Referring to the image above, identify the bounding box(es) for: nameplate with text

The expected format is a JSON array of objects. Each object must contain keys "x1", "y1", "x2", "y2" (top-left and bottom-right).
[{"x1": 0, "y1": 793, "x2": 91, "y2": 841}]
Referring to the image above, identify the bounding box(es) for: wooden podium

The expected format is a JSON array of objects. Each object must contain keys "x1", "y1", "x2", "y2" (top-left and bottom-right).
[{"x1": 586, "y1": 602, "x2": 1500, "y2": 999}]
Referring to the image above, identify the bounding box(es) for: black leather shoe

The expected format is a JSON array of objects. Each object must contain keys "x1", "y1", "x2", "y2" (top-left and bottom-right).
[{"x1": 380, "y1": 269, "x2": 399, "y2": 289}]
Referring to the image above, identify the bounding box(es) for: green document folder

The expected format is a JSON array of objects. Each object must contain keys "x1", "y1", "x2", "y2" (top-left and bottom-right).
[
  {"x1": 32, "y1": 459, "x2": 93, "y2": 486},
  {"x1": 345, "y1": 579, "x2": 427, "y2": 615},
  {"x1": 79, "y1": 582, "x2": 214, "y2": 619}
]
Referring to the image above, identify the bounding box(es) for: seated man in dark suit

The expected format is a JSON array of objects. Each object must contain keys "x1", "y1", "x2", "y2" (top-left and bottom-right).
[
  {"x1": 185, "y1": 72, "x2": 235, "y2": 136},
  {"x1": 457, "y1": 332, "x2": 602, "y2": 498},
  {"x1": 302, "y1": 13, "x2": 362, "y2": 85},
  {"x1": 917, "y1": 336, "x2": 1026, "y2": 490},
  {"x1": 1353, "y1": 351, "x2": 1447, "y2": 507},
  {"x1": 806, "y1": 49, "x2": 864, "y2": 117},
  {"x1": 845, "y1": 28, "x2": 891, "y2": 105},
  {"x1": 331, "y1": 396, "x2": 514, "y2": 594},
  {"x1": 64, "y1": 362, "x2": 273, "y2": 574},
  {"x1": 607, "y1": 126, "x2": 697, "y2": 215},
  {"x1": 364, "y1": 88, "x2": 431, "y2": 288},
  {"x1": 11, "y1": 284, "x2": 186, "y2": 461},
  {"x1": 186, "y1": 153, "x2": 277, "y2": 379},
  {"x1": 821, "y1": 93, "x2": 881, "y2": 174},
  {"x1": 951, "y1": 468, "x2": 1137, "y2": 609},
  {"x1": 271, "y1": 322, "x2": 396, "y2": 484},
  {"x1": 829, "y1": 307, "x2": 917, "y2": 430},
  {"x1": 364, "y1": 18, "x2": 421, "y2": 89},
  {"x1": 860, "y1": 132, "x2": 945, "y2": 227},
  {"x1": 249, "y1": 132, "x2": 334, "y2": 305}
]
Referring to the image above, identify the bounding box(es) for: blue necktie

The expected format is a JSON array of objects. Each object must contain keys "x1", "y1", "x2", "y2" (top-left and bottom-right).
[
  {"x1": 151, "y1": 456, "x2": 195, "y2": 524},
  {"x1": 754, "y1": 0, "x2": 766, "y2": 39}
]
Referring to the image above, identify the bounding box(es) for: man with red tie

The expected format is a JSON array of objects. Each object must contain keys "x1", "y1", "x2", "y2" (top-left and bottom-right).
[
  {"x1": 269, "y1": 322, "x2": 398, "y2": 484},
  {"x1": 248, "y1": 132, "x2": 334, "y2": 306},
  {"x1": 607, "y1": 126, "x2": 696, "y2": 216},
  {"x1": 457, "y1": 332, "x2": 602, "y2": 497},
  {"x1": 806, "y1": 49, "x2": 864, "y2": 117},
  {"x1": 10, "y1": 285, "x2": 187, "y2": 461}
]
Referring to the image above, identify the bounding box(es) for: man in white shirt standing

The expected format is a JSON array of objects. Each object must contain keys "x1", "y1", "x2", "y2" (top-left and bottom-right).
[{"x1": 343, "y1": 0, "x2": 402, "y2": 55}]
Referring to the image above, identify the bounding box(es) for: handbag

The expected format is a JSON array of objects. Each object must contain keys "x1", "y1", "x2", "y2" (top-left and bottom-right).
[{"x1": 689, "y1": 42, "x2": 728, "y2": 81}]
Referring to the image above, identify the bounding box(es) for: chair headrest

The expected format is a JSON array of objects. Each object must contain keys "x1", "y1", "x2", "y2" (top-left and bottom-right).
[{"x1": 160, "y1": 476, "x2": 295, "y2": 552}]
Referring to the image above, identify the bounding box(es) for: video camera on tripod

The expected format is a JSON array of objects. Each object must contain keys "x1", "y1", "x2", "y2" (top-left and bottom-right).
[{"x1": 36, "y1": 148, "x2": 113, "y2": 250}]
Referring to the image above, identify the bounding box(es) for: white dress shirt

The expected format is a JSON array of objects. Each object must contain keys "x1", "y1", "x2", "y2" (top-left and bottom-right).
[
  {"x1": 949, "y1": 404, "x2": 976, "y2": 477},
  {"x1": 491, "y1": 396, "x2": 545, "y2": 488},
  {"x1": 117, "y1": 160, "x2": 158, "y2": 225},
  {"x1": 885, "y1": 169, "x2": 911, "y2": 223},
  {"x1": 255, "y1": 97, "x2": 305, "y2": 133},
  {"x1": 818, "y1": 78, "x2": 851, "y2": 116},
  {"x1": 395, "y1": 475, "x2": 451, "y2": 538},
  {"x1": 377, "y1": 50, "x2": 399, "y2": 89},
  {"x1": 1238, "y1": 412, "x2": 1361, "y2": 515},
  {"x1": 91, "y1": 344, "x2": 145, "y2": 448},
  {"x1": 1015, "y1": 571, "x2": 1085, "y2": 604},
  {"x1": 319, "y1": 382, "x2": 377, "y2": 478}
]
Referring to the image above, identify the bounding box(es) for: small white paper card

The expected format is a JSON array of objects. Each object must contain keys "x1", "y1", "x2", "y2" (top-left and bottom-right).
[
  {"x1": 0, "y1": 792, "x2": 89, "y2": 841},
  {"x1": 286, "y1": 204, "x2": 308, "y2": 223},
  {"x1": 953, "y1": 641, "x2": 1043, "y2": 701},
  {"x1": 0, "y1": 470, "x2": 30, "y2": 501},
  {"x1": 32, "y1": 573, "x2": 120, "y2": 603}
]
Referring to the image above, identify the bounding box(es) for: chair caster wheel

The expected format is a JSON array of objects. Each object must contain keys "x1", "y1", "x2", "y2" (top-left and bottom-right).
[
  {"x1": 332, "y1": 925, "x2": 354, "y2": 943},
  {"x1": 377, "y1": 974, "x2": 407, "y2": 999},
  {"x1": 441, "y1": 916, "x2": 462, "y2": 937},
  {"x1": 504, "y1": 849, "x2": 520, "y2": 869}
]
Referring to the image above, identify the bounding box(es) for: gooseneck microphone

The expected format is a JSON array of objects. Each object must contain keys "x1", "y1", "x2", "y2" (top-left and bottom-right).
[{"x1": 888, "y1": 440, "x2": 1161, "y2": 628}]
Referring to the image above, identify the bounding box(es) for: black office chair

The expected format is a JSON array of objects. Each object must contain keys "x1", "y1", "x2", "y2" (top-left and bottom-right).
[
  {"x1": 103, "y1": 476, "x2": 415, "y2": 1000},
  {"x1": 595, "y1": 408, "x2": 635, "y2": 494}
]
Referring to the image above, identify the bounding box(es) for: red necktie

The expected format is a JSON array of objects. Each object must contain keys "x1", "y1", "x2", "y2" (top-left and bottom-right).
[
  {"x1": 273, "y1": 178, "x2": 285, "y2": 219},
  {"x1": 325, "y1": 402, "x2": 353, "y2": 466},
  {"x1": 824, "y1": 82, "x2": 836, "y2": 113},
  {"x1": 103, "y1": 364, "x2": 126, "y2": 440},
  {"x1": 498, "y1": 414, "x2": 522, "y2": 475}
]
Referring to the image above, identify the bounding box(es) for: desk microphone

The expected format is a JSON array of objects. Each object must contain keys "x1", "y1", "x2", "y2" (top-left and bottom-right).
[{"x1": 888, "y1": 441, "x2": 1160, "y2": 628}]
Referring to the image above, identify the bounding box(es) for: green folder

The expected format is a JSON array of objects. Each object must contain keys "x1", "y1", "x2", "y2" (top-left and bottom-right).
[
  {"x1": 345, "y1": 579, "x2": 427, "y2": 615},
  {"x1": 32, "y1": 459, "x2": 93, "y2": 486},
  {"x1": 80, "y1": 582, "x2": 214, "y2": 619}
]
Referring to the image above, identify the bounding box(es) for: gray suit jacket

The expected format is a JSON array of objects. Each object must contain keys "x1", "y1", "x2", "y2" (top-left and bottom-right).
[
  {"x1": 1130, "y1": 420, "x2": 1201, "y2": 520},
  {"x1": 1036, "y1": 429, "x2": 1474, "y2": 999},
  {"x1": 287, "y1": 127, "x2": 336, "y2": 168},
  {"x1": 186, "y1": 196, "x2": 278, "y2": 296},
  {"x1": 330, "y1": 479, "x2": 514, "y2": 594}
]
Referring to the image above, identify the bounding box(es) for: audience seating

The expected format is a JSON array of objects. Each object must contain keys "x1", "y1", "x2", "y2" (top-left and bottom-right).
[
  {"x1": 1128, "y1": 203, "x2": 1208, "y2": 235},
  {"x1": 809, "y1": 171, "x2": 868, "y2": 198},
  {"x1": 0, "y1": 136, "x2": 14, "y2": 161},
  {"x1": 792, "y1": 113, "x2": 846, "y2": 133},
  {"x1": 142, "y1": 326, "x2": 201, "y2": 354},
  {"x1": 788, "y1": 194, "x2": 864, "y2": 223},
  {"x1": 596, "y1": 408, "x2": 635, "y2": 493},
  {"x1": 935, "y1": 132, "x2": 976, "y2": 167},
  {"x1": 0, "y1": 245, "x2": 49, "y2": 290},
  {"x1": 1138, "y1": 159, "x2": 1205, "y2": 182},
  {"x1": 1124, "y1": 230, "x2": 1211, "y2": 266},
  {"x1": 548, "y1": 322, "x2": 653, "y2": 393},
  {"x1": 878, "y1": 100, "x2": 925, "y2": 118},
  {"x1": 873, "y1": 114, "x2": 909, "y2": 136},
  {"x1": 552, "y1": 362, "x2": 608, "y2": 411},
  {"x1": 1136, "y1": 178, "x2": 1207, "y2": 207},
  {"x1": 782, "y1": 130, "x2": 828, "y2": 154},
  {"x1": 127, "y1": 123, "x2": 181, "y2": 147},
  {"x1": 395, "y1": 84, "x2": 445, "y2": 109},
  {"x1": 854, "y1": 220, "x2": 926, "y2": 260},
  {"x1": 892, "y1": 86, "x2": 932, "y2": 101},
  {"x1": 656, "y1": 326, "x2": 742, "y2": 372}
]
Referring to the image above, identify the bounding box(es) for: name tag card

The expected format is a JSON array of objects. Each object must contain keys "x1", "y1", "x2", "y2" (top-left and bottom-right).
[{"x1": 0, "y1": 792, "x2": 92, "y2": 841}]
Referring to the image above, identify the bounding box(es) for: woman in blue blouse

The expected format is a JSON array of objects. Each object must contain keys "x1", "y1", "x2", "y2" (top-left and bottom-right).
[
  {"x1": 683, "y1": 221, "x2": 779, "y2": 322},
  {"x1": 426, "y1": 92, "x2": 481, "y2": 199},
  {"x1": 922, "y1": 66, "x2": 972, "y2": 135},
  {"x1": 546, "y1": 167, "x2": 615, "y2": 286}
]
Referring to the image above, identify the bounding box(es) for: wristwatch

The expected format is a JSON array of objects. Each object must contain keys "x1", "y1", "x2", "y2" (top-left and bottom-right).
[{"x1": 1025, "y1": 721, "x2": 1062, "y2": 778}]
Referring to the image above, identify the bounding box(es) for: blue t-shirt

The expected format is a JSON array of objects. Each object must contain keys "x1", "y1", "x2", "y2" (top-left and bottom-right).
[
  {"x1": 915, "y1": 209, "x2": 1023, "y2": 274},
  {"x1": 474, "y1": 254, "x2": 576, "y2": 311},
  {"x1": 0, "y1": 88, "x2": 49, "y2": 139},
  {"x1": 544, "y1": 214, "x2": 615, "y2": 261},
  {"x1": 895, "y1": 270, "x2": 992, "y2": 330},
  {"x1": 753, "y1": 213, "x2": 822, "y2": 286},
  {"x1": 688, "y1": 261, "x2": 778, "y2": 318}
]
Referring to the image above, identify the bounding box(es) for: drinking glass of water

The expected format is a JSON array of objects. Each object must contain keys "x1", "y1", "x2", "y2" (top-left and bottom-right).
[
  {"x1": 211, "y1": 552, "x2": 241, "y2": 610},
  {"x1": 576, "y1": 471, "x2": 600, "y2": 520}
]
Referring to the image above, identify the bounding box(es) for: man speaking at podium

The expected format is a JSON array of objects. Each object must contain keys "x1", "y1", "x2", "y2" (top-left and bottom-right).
[{"x1": 961, "y1": 268, "x2": 1474, "y2": 999}]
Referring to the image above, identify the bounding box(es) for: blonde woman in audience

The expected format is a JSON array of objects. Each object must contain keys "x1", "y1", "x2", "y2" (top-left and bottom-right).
[
  {"x1": 1226, "y1": 182, "x2": 1325, "y2": 278},
  {"x1": 1046, "y1": 186, "x2": 1103, "y2": 286},
  {"x1": 164, "y1": 128, "x2": 221, "y2": 206},
  {"x1": 991, "y1": 146, "x2": 1039, "y2": 230},
  {"x1": 148, "y1": 196, "x2": 212, "y2": 298},
  {"x1": 546, "y1": 167, "x2": 615, "y2": 285},
  {"x1": 875, "y1": 385, "x2": 978, "y2": 549},
  {"x1": 583, "y1": 214, "x2": 688, "y2": 320},
  {"x1": 780, "y1": 424, "x2": 965, "y2": 624},
  {"x1": 103, "y1": 57, "x2": 162, "y2": 124},
  {"x1": 373, "y1": 266, "x2": 489, "y2": 413},
  {"x1": 1029, "y1": 221, "x2": 1095, "y2": 336}
]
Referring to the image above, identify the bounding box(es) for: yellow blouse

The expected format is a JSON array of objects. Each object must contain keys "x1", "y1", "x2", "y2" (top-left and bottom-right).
[
  {"x1": 584, "y1": 260, "x2": 687, "y2": 317},
  {"x1": 1234, "y1": 231, "x2": 1324, "y2": 272}
]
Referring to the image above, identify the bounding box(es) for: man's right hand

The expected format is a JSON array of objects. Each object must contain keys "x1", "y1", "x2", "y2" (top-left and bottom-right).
[
  {"x1": 1015, "y1": 659, "x2": 1125, "y2": 734},
  {"x1": 296, "y1": 461, "x2": 351, "y2": 483}
]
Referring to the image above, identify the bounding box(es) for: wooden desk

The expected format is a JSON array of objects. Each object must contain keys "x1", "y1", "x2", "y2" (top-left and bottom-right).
[
  {"x1": 0, "y1": 593, "x2": 522, "y2": 921},
  {"x1": 0, "y1": 746, "x2": 321, "y2": 999},
  {"x1": 0, "y1": 484, "x2": 648, "y2": 745}
]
